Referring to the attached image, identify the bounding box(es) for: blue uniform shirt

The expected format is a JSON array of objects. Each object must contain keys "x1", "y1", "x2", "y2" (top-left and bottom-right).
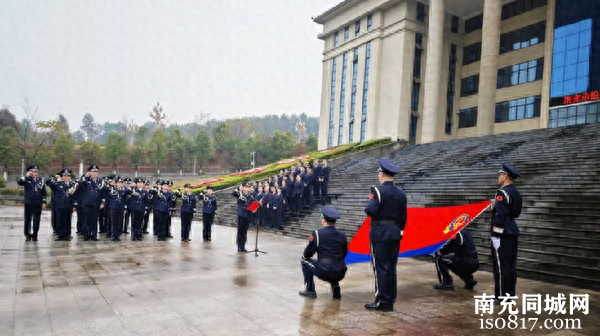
[
  {"x1": 17, "y1": 176, "x2": 47, "y2": 205},
  {"x1": 108, "y1": 187, "x2": 128, "y2": 210},
  {"x1": 232, "y1": 189, "x2": 251, "y2": 218},
  {"x1": 46, "y1": 180, "x2": 75, "y2": 209},
  {"x1": 491, "y1": 184, "x2": 522, "y2": 237},
  {"x1": 176, "y1": 191, "x2": 197, "y2": 214},
  {"x1": 127, "y1": 188, "x2": 148, "y2": 212},
  {"x1": 202, "y1": 194, "x2": 217, "y2": 214},
  {"x1": 78, "y1": 176, "x2": 106, "y2": 207},
  {"x1": 303, "y1": 226, "x2": 348, "y2": 269},
  {"x1": 365, "y1": 181, "x2": 407, "y2": 230}
]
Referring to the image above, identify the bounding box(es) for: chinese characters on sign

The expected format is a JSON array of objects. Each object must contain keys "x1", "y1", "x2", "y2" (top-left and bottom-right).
[
  {"x1": 561, "y1": 91, "x2": 600, "y2": 106},
  {"x1": 474, "y1": 293, "x2": 589, "y2": 316}
]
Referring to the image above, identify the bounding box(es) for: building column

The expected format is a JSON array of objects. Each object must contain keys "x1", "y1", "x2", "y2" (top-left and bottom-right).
[
  {"x1": 420, "y1": 0, "x2": 444, "y2": 144},
  {"x1": 476, "y1": 0, "x2": 502, "y2": 136}
]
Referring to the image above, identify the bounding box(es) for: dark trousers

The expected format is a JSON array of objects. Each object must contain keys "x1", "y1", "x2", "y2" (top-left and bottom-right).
[
  {"x1": 236, "y1": 216, "x2": 249, "y2": 250},
  {"x1": 153, "y1": 209, "x2": 157, "y2": 235},
  {"x1": 131, "y1": 210, "x2": 144, "y2": 240},
  {"x1": 435, "y1": 256, "x2": 478, "y2": 285},
  {"x1": 301, "y1": 259, "x2": 346, "y2": 291},
  {"x1": 51, "y1": 206, "x2": 56, "y2": 233},
  {"x1": 105, "y1": 208, "x2": 112, "y2": 237},
  {"x1": 143, "y1": 210, "x2": 150, "y2": 233},
  {"x1": 294, "y1": 195, "x2": 302, "y2": 214},
  {"x1": 303, "y1": 185, "x2": 312, "y2": 207},
  {"x1": 167, "y1": 212, "x2": 173, "y2": 236},
  {"x1": 98, "y1": 208, "x2": 106, "y2": 233},
  {"x1": 76, "y1": 206, "x2": 83, "y2": 234},
  {"x1": 181, "y1": 211, "x2": 192, "y2": 240},
  {"x1": 202, "y1": 212, "x2": 214, "y2": 240},
  {"x1": 370, "y1": 224, "x2": 402, "y2": 307},
  {"x1": 111, "y1": 208, "x2": 123, "y2": 239},
  {"x1": 313, "y1": 181, "x2": 320, "y2": 197},
  {"x1": 23, "y1": 204, "x2": 42, "y2": 239},
  {"x1": 55, "y1": 208, "x2": 71, "y2": 239},
  {"x1": 321, "y1": 181, "x2": 328, "y2": 203},
  {"x1": 155, "y1": 210, "x2": 168, "y2": 239},
  {"x1": 83, "y1": 205, "x2": 99, "y2": 239},
  {"x1": 269, "y1": 209, "x2": 277, "y2": 229},
  {"x1": 123, "y1": 210, "x2": 130, "y2": 233},
  {"x1": 492, "y1": 235, "x2": 518, "y2": 299}
]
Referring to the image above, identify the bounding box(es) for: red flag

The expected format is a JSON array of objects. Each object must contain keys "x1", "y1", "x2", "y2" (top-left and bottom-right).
[{"x1": 346, "y1": 200, "x2": 491, "y2": 263}]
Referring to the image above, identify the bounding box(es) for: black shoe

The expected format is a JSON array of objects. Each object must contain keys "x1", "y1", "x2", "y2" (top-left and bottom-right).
[
  {"x1": 207, "y1": 238, "x2": 211, "y2": 241},
  {"x1": 111, "y1": 238, "x2": 117, "y2": 242},
  {"x1": 433, "y1": 283, "x2": 455, "y2": 290},
  {"x1": 181, "y1": 239, "x2": 186, "y2": 242},
  {"x1": 83, "y1": 237, "x2": 90, "y2": 241},
  {"x1": 123, "y1": 231, "x2": 129, "y2": 234},
  {"x1": 464, "y1": 279, "x2": 477, "y2": 290},
  {"x1": 143, "y1": 231, "x2": 149, "y2": 234},
  {"x1": 237, "y1": 248, "x2": 247, "y2": 252},
  {"x1": 332, "y1": 284, "x2": 341, "y2": 299},
  {"x1": 187, "y1": 239, "x2": 191, "y2": 242},
  {"x1": 167, "y1": 235, "x2": 173, "y2": 238},
  {"x1": 364, "y1": 302, "x2": 393, "y2": 312},
  {"x1": 299, "y1": 290, "x2": 317, "y2": 299},
  {"x1": 26, "y1": 236, "x2": 31, "y2": 242},
  {"x1": 153, "y1": 233, "x2": 158, "y2": 236},
  {"x1": 32, "y1": 237, "x2": 38, "y2": 242},
  {"x1": 76, "y1": 231, "x2": 81, "y2": 234},
  {"x1": 99, "y1": 231, "x2": 105, "y2": 234},
  {"x1": 90, "y1": 237, "x2": 99, "y2": 241}
]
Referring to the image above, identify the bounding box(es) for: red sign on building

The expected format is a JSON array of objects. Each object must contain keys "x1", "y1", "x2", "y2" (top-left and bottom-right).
[{"x1": 561, "y1": 91, "x2": 600, "y2": 106}]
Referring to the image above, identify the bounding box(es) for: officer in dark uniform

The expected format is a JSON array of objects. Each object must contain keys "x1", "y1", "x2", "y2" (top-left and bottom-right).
[
  {"x1": 78, "y1": 165, "x2": 106, "y2": 241},
  {"x1": 128, "y1": 177, "x2": 148, "y2": 241},
  {"x1": 299, "y1": 205, "x2": 348, "y2": 299},
  {"x1": 98, "y1": 176, "x2": 109, "y2": 234},
  {"x1": 74, "y1": 175, "x2": 84, "y2": 235},
  {"x1": 319, "y1": 160, "x2": 331, "y2": 205},
  {"x1": 166, "y1": 180, "x2": 177, "y2": 238},
  {"x1": 46, "y1": 169, "x2": 77, "y2": 241},
  {"x1": 202, "y1": 186, "x2": 217, "y2": 241},
  {"x1": 17, "y1": 165, "x2": 47, "y2": 242},
  {"x1": 364, "y1": 158, "x2": 406, "y2": 312},
  {"x1": 432, "y1": 228, "x2": 479, "y2": 290},
  {"x1": 50, "y1": 172, "x2": 60, "y2": 235},
  {"x1": 143, "y1": 180, "x2": 152, "y2": 234},
  {"x1": 491, "y1": 163, "x2": 522, "y2": 303},
  {"x1": 107, "y1": 176, "x2": 127, "y2": 241},
  {"x1": 175, "y1": 183, "x2": 196, "y2": 242},
  {"x1": 312, "y1": 159, "x2": 321, "y2": 200},
  {"x1": 122, "y1": 177, "x2": 132, "y2": 234},
  {"x1": 232, "y1": 183, "x2": 252, "y2": 252}
]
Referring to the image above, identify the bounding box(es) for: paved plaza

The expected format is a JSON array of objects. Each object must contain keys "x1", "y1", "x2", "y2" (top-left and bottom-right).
[{"x1": 0, "y1": 205, "x2": 598, "y2": 336}]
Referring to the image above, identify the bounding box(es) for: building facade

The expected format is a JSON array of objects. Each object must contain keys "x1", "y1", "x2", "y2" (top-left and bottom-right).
[{"x1": 314, "y1": 0, "x2": 600, "y2": 149}]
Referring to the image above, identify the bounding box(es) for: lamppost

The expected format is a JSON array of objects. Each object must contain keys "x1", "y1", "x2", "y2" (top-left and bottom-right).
[{"x1": 251, "y1": 151, "x2": 256, "y2": 169}]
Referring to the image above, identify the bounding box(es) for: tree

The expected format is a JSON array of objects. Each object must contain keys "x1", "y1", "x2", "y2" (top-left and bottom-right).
[
  {"x1": 57, "y1": 114, "x2": 70, "y2": 132},
  {"x1": 79, "y1": 141, "x2": 104, "y2": 166},
  {"x1": 193, "y1": 128, "x2": 213, "y2": 168},
  {"x1": 149, "y1": 102, "x2": 166, "y2": 129},
  {"x1": 72, "y1": 130, "x2": 85, "y2": 143},
  {"x1": 53, "y1": 132, "x2": 75, "y2": 169},
  {"x1": 16, "y1": 98, "x2": 60, "y2": 168},
  {"x1": 0, "y1": 105, "x2": 18, "y2": 130},
  {"x1": 0, "y1": 127, "x2": 21, "y2": 172},
  {"x1": 134, "y1": 126, "x2": 150, "y2": 146},
  {"x1": 168, "y1": 129, "x2": 193, "y2": 172},
  {"x1": 268, "y1": 131, "x2": 296, "y2": 162},
  {"x1": 80, "y1": 113, "x2": 100, "y2": 141},
  {"x1": 305, "y1": 134, "x2": 318, "y2": 152},
  {"x1": 105, "y1": 132, "x2": 128, "y2": 170},
  {"x1": 212, "y1": 122, "x2": 231, "y2": 153},
  {"x1": 226, "y1": 119, "x2": 253, "y2": 140},
  {"x1": 129, "y1": 146, "x2": 146, "y2": 173},
  {"x1": 149, "y1": 129, "x2": 168, "y2": 170}
]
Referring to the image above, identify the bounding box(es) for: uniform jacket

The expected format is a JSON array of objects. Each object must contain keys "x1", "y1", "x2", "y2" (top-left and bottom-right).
[
  {"x1": 46, "y1": 180, "x2": 75, "y2": 209},
  {"x1": 303, "y1": 226, "x2": 348, "y2": 271},
  {"x1": 17, "y1": 176, "x2": 47, "y2": 205},
  {"x1": 202, "y1": 194, "x2": 217, "y2": 214},
  {"x1": 319, "y1": 166, "x2": 331, "y2": 182},
  {"x1": 78, "y1": 176, "x2": 106, "y2": 207},
  {"x1": 491, "y1": 184, "x2": 522, "y2": 237},
  {"x1": 365, "y1": 181, "x2": 407, "y2": 230},
  {"x1": 439, "y1": 229, "x2": 479, "y2": 263}
]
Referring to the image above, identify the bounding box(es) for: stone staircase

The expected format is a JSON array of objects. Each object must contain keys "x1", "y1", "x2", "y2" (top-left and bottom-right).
[{"x1": 214, "y1": 124, "x2": 600, "y2": 289}]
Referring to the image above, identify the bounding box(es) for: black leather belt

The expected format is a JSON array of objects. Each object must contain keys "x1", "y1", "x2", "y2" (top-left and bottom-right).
[
  {"x1": 319, "y1": 257, "x2": 343, "y2": 263},
  {"x1": 371, "y1": 220, "x2": 398, "y2": 226}
]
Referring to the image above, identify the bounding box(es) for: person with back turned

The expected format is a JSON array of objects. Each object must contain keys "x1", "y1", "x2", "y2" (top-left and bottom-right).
[
  {"x1": 299, "y1": 205, "x2": 348, "y2": 299},
  {"x1": 364, "y1": 158, "x2": 406, "y2": 312},
  {"x1": 432, "y1": 228, "x2": 479, "y2": 290},
  {"x1": 491, "y1": 163, "x2": 522, "y2": 304},
  {"x1": 17, "y1": 165, "x2": 47, "y2": 242}
]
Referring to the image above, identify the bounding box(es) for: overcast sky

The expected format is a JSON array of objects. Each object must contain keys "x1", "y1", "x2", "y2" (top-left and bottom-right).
[{"x1": 0, "y1": 0, "x2": 340, "y2": 129}]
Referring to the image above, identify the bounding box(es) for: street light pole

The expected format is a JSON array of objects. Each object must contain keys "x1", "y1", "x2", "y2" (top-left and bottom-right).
[{"x1": 251, "y1": 151, "x2": 256, "y2": 169}]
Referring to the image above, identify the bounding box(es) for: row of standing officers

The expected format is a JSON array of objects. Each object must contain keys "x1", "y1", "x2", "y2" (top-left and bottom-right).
[{"x1": 17, "y1": 165, "x2": 218, "y2": 243}]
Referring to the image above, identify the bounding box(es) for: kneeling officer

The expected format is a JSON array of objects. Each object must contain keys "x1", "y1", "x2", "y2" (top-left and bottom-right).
[
  {"x1": 432, "y1": 228, "x2": 479, "y2": 290},
  {"x1": 299, "y1": 205, "x2": 348, "y2": 299}
]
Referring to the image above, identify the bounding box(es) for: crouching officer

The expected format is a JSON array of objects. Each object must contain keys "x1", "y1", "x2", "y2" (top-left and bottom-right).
[
  {"x1": 364, "y1": 158, "x2": 406, "y2": 312},
  {"x1": 491, "y1": 163, "x2": 522, "y2": 303},
  {"x1": 432, "y1": 228, "x2": 479, "y2": 290},
  {"x1": 299, "y1": 205, "x2": 348, "y2": 299},
  {"x1": 17, "y1": 165, "x2": 47, "y2": 242}
]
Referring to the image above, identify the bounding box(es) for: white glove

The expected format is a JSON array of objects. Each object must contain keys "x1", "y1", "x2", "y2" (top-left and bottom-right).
[{"x1": 492, "y1": 237, "x2": 501, "y2": 250}]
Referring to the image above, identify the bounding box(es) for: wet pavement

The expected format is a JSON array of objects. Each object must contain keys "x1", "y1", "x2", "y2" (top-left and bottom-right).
[{"x1": 0, "y1": 205, "x2": 598, "y2": 336}]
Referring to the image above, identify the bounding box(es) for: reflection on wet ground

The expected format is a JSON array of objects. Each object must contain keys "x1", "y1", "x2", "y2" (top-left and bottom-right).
[{"x1": 0, "y1": 206, "x2": 598, "y2": 335}]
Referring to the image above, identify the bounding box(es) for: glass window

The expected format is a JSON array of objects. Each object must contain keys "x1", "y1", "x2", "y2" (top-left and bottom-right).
[
  {"x1": 344, "y1": 26, "x2": 349, "y2": 42},
  {"x1": 463, "y1": 43, "x2": 481, "y2": 65},
  {"x1": 451, "y1": 16, "x2": 459, "y2": 33},
  {"x1": 498, "y1": 58, "x2": 544, "y2": 89},
  {"x1": 501, "y1": 21, "x2": 546, "y2": 54},
  {"x1": 355, "y1": 20, "x2": 360, "y2": 36},
  {"x1": 327, "y1": 57, "x2": 337, "y2": 148},
  {"x1": 338, "y1": 53, "x2": 348, "y2": 146},
  {"x1": 459, "y1": 108, "x2": 478, "y2": 128},
  {"x1": 334, "y1": 32, "x2": 339, "y2": 47},
  {"x1": 465, "y1": 14, "x2": 482, "y2": 33},
  {"x1": 360, "y1": 42, "x2": 371, "y2": 143},
  {"x1": 417, "y1": 3, "x2": 426, "y2": 22},
  {"x1": 367, "y1": 14, "x2": 372, "y2": 31},
  {"x1": 495, "y1": 95, "x2": 541, "y2": 122}
]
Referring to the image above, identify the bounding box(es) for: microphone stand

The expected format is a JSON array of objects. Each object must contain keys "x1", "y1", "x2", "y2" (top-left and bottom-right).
[{"x1": 246, "y1": 215, "x2": 267, "y2": 257}]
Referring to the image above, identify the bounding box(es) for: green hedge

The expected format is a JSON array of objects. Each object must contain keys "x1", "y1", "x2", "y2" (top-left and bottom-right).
[
  {"x1": 0, "y1": 188, "x2": 25, "y2": 196},
  {"x1": 193, "y1": 137, "x2": 392, "y2": 194}
]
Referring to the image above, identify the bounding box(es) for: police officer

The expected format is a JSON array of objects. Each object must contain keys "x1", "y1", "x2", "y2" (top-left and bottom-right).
[
  {"x1": 98, "y1": 176, "x2": 109, "y2": 234},
  {"x1": 432, "y1": 228, "x2": 479, "y2": 290},
  {"x1": 202, "y1": 186, "x2": 217, "y2": 241},
  {"x1": 128, "y1": 177, "x2": 148, "y2": 241},
  {"x1": 107, "y1": 176, "x2": 127, "y2": 241},
  {"x1": 312, "y1": 159, "x2": 321, "y2": 200},
  {"x1": 364, "y1": 158, "x2": 406, "y2": 312},
  {"x1": 143, "y1": 180, "x2": 152, "y2": 234},
  {"x1": 165, "y1": 181, "x2": 177, "y2": 238},
  {"x1": 175, "y1": 183, "x2": 196, "y2": 242},
  {"x1": 232, "y1": 183, "x2": 252, "y2": 252},
  {"x1": 149, "y1": 181, "x2": 171, "y2": 241},
  {"x1": 17, "y1": 165, "x2": 47, "y2": 242},
  {"x1": 299, "y1": 205, "x2": 347, "y2": 299},
  {"x1": 122, "y1": 177, "x2": 132, "y2": 234},
  {"x1": 78, "y1": 165, "x2": 106, "y2": 241},
  {"x1": 319, "y1": 160, "x2": 331, "y2": 205},
  {"x1": 50, "y1": 172, "x2": 60, "y2": 235},
  {"x1": 46, "y1": 169, "x2": 76, "y2": 241},
  {"x1": 491, "y1": 163, "x2": 522, "y2": 303}
]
